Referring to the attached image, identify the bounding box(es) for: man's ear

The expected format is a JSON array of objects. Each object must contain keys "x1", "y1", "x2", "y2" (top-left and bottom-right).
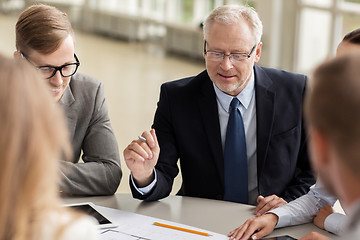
[
  {"x1": 14, "y1": 51, "x2": 21, "y2": 59},
  {"x1": 254, "y1": 42, "x2": 262, "y2": 63},
  {"x1": 310, "y1": 128, "x2": 330, "y2": 170}
]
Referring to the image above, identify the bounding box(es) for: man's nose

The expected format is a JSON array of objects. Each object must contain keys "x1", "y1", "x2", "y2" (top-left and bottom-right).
[
  {"x1": 220, "y1": 55, "x2": 233, "y2": 70},
  {"x1": 48, "y1": 70, "x2": 63, "y2": 86}
]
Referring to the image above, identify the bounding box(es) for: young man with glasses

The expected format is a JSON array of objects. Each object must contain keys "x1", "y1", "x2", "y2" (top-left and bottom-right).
[
  {"x1": 14, "y1": 4, "x2": 122, "y2": 196},
  {"x1": 124, "y1": 5, "x2": 314, "y2": 212}
]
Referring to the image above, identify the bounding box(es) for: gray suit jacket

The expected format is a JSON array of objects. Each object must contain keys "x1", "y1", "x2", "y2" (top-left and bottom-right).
[{"x1": 59, "y1": 73, "x2": 122, "y2": 196}]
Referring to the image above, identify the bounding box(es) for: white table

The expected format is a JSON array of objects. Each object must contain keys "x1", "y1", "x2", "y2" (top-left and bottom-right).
[{"x1": 62, "y1": 194, "x2": 335, "y2": 239}]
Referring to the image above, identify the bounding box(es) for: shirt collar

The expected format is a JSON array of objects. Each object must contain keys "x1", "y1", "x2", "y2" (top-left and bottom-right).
[{"x1": 213, "y1": 69, "x2": 255, "y2": 113}]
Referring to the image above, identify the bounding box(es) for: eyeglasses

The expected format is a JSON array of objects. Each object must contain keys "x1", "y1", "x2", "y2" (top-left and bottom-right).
[
  {"x1": 20, "y1": 52, "x2": 80, "y2": 79},
  {"x1": 204, "y1": 41, "x2": 256, "y2": 63}
]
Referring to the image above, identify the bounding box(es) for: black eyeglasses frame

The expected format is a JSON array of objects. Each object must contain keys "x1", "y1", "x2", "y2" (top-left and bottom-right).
[
  {"x1": 203, "y1": 40, "x2": 257, "y2": 60},
  {"x1": 20, "y1": 52, "x2": 80, "y2": 79}
]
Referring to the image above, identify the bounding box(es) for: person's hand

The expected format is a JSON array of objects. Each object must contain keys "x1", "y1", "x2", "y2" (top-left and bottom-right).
[
  {"x1": 228, "y1": 213, "x2": 278, "y2": 240},
  {"x1": 313, "y1": 205, "x2": 334, "y2": 230},
  {"x1": 299, "y1": 232, "x2": 332, "y2": 240},
  {"x1": 254, "y1": 195, "x2": 287, "y2": 216},
  {"x1": 123, "y1": 129, "x2": 160, "y2": 187}
]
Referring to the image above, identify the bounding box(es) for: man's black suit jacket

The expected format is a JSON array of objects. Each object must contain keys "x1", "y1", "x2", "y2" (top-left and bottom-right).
[{"x1": 131, "y1": 64, "x2": 315, "y2": 203}]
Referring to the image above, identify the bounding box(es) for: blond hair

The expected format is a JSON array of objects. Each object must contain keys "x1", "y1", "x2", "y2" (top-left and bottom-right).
[
  {"x1": 305, "y1": 52, "x2": 360, "y2": 181},
  {"x1": 15, "y1": 4, "x2": 73, "y2": 55},
  {"x1": 0, "y1": 54, "x2": 73, "y2": 240},
  {"x1": 203, "y1": 5, "x2": 263, "y2": 44}
]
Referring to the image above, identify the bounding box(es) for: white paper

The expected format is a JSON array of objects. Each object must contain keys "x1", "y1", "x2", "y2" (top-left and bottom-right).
[
  {"x1": 92, "y1": 204, "x2": 228, "y2": 240},
  {"x1": 99, "y1": 229, "x2": 141, "y2": 240}
]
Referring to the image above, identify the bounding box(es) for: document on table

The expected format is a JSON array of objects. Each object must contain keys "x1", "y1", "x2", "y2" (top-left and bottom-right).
[{"x1": 93, "y1": 204, "x2": 228, "y2": 240}]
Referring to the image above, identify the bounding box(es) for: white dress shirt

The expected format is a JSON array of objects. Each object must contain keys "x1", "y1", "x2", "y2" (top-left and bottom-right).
[
  {"x1": 269, "y1": 180, "x2": 346, "y2": 235},
  {"x1": 131, "y1": 168, "x2": 157, "y2": 195},
  {"x1": 334, "y1": 199, "x2": 360, "y2": 239}
]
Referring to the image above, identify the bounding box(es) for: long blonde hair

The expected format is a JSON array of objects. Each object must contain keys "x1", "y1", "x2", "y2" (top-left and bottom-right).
[{"x1": 0, "y1": 54, "x2": 72, "y2": 239}]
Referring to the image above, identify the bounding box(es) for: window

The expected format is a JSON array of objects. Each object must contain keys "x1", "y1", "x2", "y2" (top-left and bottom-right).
[{"x1": 295, "y1": 0, "x2": 360, "y2": 73}]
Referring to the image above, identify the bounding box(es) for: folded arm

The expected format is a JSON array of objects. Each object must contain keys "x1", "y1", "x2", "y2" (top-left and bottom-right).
[{"x1": 60, "y1": 83, "x2": 122, "y2": 196}]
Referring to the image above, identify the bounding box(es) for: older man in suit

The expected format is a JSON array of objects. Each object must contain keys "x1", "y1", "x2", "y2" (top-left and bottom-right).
[
  {"x1": 15, "y1": 4, "x2": 122, "y2": 196},
  {"x1": 124, "y1": 5, "x2": 315, "y2": 213}
]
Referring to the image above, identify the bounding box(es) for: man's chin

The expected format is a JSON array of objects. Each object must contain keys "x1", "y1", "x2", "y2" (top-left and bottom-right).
[{"x1": 215, "y1": 83, "x2": 241, "y2": 96}]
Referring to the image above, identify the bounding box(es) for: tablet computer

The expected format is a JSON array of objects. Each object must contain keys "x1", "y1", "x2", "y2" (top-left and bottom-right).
[
  {"x1": 262, "y1": 235, "x2": 297, "y2": 240},
  {"x1": 64, "y1": 202, "x2": 117, "y2": 229}
]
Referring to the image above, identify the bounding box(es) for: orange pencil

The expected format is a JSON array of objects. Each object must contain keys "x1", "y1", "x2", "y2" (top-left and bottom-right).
[{"x1": 153, "y1": 222, "x2": 211, "y2": 237}]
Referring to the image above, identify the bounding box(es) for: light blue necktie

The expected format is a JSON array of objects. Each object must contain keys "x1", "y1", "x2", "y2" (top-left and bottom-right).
[{"x1": 223, "y1": 97, "x2": 248, "y2": 203}]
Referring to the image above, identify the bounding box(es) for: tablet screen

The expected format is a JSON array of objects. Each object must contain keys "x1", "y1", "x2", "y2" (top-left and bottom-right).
[
  {"x1": 262, "y1": 236, "x2": 297, "y2": 240},
  {"x1": 70, "y1": 204, "x2": 111, "y2": 225}
]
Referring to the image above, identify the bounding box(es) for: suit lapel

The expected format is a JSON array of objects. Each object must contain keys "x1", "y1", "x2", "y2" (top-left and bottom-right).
[
  {"x1": 58, "y1": 84, "x2": 76, "y2": 140},
  {"x1": 197, "y1": 71, "x2": 224, "y2": 185},
  {"x1": 254, "y1": 65, "x2": 275, "y2": 178}
]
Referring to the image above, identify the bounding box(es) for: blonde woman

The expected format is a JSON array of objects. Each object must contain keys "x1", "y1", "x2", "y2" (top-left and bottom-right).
[{"x1": 0, "y1": 54, "x2": 98, "y2": 240}]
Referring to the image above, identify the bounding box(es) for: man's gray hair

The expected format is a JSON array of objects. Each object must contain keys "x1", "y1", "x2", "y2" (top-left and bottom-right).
[{"x1": 203, "y1": 5, "x2": 263, "y2": 44}]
